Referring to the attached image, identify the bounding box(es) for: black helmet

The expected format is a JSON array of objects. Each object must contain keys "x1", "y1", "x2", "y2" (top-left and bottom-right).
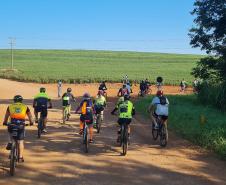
[
  {"x1": 67, "y1": 88, "x2": 72, "y2": 92},
  {"x1": 124, "y1": 94, "x2": 130, "y2": 101},
  {"x1": 40, "y1": 87, "x2": 46, "y2": 93},
  {"x1": 13, "y1": 95, "x2": 23, "y2": 103}
]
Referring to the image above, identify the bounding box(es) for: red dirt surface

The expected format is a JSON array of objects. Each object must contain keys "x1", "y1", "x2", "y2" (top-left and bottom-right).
[{"x1": 0, "y1": 79, "x2": 225, "y2": 185}]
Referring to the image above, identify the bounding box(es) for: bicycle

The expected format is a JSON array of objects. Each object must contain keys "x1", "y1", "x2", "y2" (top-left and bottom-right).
[
  {"x1": 152, "y1": 116, "x2": 168, "y2": 147},
  {"x1": 94, "y1": 113, "x2": 102, "y2": 133},
  {"x1": 82, "y1": 119, "x2": 91, "y2": 153},
  {"x1": 6, "y1": 123, "x2": 27, "y2": 176},
  {"x1": 63, "y1": 105, "x2": 70, "y2": 124},
  {"x1": 119, "y1": 122, "x2": 129, "y2": 156}
]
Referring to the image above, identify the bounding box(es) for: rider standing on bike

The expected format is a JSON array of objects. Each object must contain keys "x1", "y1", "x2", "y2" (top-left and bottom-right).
[
  {"x1": 3, "y1": 95, "x2": 33, "y2": 162},
  {"x1": 117, "y1": 84, "x2": 129, "y2": 97},
  {"x1": 112, "y1": 94, "x2": 135, "y2": 142},
  {"x1": 93, "y1": 90, "x2": 106, "y2": 125},
  {"x1": 149, "y1": 90, "x2": 169, "y2": 129},
  {"x1": 33, "y1": 87, "x2": 52, "y2": 133},
  {"x1": 62, "y1": 87, "x2": 76, "y2": 120},
  {"x1": 75, "y1": 93, "x2": 94, "y2": 143}
]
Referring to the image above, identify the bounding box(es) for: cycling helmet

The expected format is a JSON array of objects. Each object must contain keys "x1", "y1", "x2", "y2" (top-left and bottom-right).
[
  {"x1": 67, "y1": 88, "x2": 72, "y2": 92},
  {"x1": 124, "y1": 94, "x2": 130, "y2": 101},
  {"x1": 40, "y1": 87, "x2": 46, "y2": 93},
  {"x1": 156, "y1": 90, "x2": 163, "y2": 96},
  {"x1": 13, "y1": 95, "x2": 23, "y2": 103},
  {"x1": 98, "y1": 90, "x2": 104, "y2": 96},
  {"x1": 83, "y1": 92, "x2": 91, "y2": 99}
]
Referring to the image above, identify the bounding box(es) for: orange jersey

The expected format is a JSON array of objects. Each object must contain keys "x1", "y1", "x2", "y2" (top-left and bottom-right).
[{"x1": 8, "y1": 103, "x2": 29, "y2": 120}]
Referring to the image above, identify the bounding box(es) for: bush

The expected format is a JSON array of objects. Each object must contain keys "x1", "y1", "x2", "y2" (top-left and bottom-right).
[{"x1": 198, "y1": 81, "x2": 226, "y2": 111}]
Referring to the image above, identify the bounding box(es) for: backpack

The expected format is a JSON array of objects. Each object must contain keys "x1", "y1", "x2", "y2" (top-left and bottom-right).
[{"x1": 159, "y1": 96, "x2": 167, "y2": 105}]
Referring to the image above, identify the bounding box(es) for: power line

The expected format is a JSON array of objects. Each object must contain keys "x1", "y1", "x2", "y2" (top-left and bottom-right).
[{"x1": 8, "y1": 37, "x2": 16, "y2": 69}]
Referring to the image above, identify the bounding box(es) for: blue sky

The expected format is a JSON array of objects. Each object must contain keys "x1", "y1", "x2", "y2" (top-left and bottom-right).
[{"x1": 0, "y1": 0, "x2": 203, "y2": 54}]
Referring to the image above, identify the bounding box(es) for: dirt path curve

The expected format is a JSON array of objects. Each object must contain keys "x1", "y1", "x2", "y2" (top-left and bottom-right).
[{"x1": 0, "y1": 79, "x2": 226, "y2": 185}]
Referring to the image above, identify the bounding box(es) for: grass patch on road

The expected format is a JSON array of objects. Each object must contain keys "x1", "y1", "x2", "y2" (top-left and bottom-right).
[
  {"x1": 135, "y1": 95, "x2": 226, "y2": 160},
  {"x1": 0, "y1": 49, "x2": 202, "y2": 84}
]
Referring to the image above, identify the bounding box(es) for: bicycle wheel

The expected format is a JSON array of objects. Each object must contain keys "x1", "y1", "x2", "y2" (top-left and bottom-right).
[
  {"x1": 83, "y1": 126, "x2": 89, "y2": 153},
  {"x1": 152, "y1": 122, "x2": 158, "y2": 140},
  {"x1": 122, "y1": 125, "x2": 128, "y2": 156},
  {"x1": 96, "y1": 115, "x2": 101, "y2": 133},
  {"x1": 37, "y1": 118, "x2": 42, "y2": 138},
  {"x1": 63, "y1": 107, "x2": 67, "y2": 124},
  {"x1": 160, "y1": 123, "x2": 168, "y2": 147},
  {"x1": 9, "y1": 143, "x2": 16, "y2": 176}
]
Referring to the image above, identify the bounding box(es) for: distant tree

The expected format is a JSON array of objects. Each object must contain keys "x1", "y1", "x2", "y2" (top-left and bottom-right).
[{"x1": 189, "y1": 0, "x2": 226, "y2": 82}]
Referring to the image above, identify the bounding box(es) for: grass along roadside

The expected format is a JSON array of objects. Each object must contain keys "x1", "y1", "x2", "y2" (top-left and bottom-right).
[
  {"x1": 0, "y1": 49, "x2": 202, "y2": 84},
  {"x1": 135, "y1": 95, "x2": 226, "y2": 160}
]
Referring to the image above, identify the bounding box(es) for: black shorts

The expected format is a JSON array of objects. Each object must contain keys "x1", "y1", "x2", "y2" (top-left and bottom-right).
[
  {"x1": 118, "y1": 118, "x2": 132, "y2": 125},
  {"x1": 80, "y1": 114, "x2": 93, "y2": 125},
  {"x1": 8, "y1": 124, "x2": 25, "y2": 140},
  {"x1": 94, "y1": 105, "x2": 104, "y2": 114},
  {"x1": 153, "y1": 112, "x2": 168, "y2": 121},
  {"x1": 35, "y1": 107, "x2": 48, "y2": 117}
]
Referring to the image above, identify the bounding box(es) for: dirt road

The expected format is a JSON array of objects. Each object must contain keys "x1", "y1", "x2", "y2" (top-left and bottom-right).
[{"x1": 0, "y1": 79, "x2": 225, "y2": 185}]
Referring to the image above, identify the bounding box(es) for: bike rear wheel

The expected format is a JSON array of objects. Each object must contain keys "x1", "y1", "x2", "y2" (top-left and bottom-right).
[
  {"x1": 63, "y1": 107, "x2": 67, "y2": 124},
  {"x1": 38, "y1": 118, "x2": 43, "y2": 138},
  {"x1": 160, "y1": 123, "x2": 168, "y2": 147},
  {"x1": 96, "y1": 115, "x2": 101, "y2": 133},
  {"x1": 152, "y1": 122, "x2": 159, "y2": 140},
  {"x1": 9, "y1": 143, "x2": 16, "y2": 176},
  {"x1": 122, "y1": 125, "x2": 128, "y2": 156},
  {"x1": 83, "y1": 126, "x2": 89, "y2": 153}
]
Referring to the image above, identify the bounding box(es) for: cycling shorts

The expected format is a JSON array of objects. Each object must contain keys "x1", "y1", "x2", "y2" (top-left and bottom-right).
[{"x1": 117, "y1": 118, "x2": 132, "y2": 125}]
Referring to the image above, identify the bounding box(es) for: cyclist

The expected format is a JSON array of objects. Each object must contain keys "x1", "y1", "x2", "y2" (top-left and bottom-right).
[
  {"x1": 93, "y1": 90, "x2": 106, "y2": 127},
  {"x1": 98, "y1": 81, "x2": 107, "y2": 97},
  {"x1": 156, "y1": 77, "x2": 163, "y2": 91},
  {"x1": 144, "y1": 78, "x2": 151, "y2": 93},
  {"x1": 126, "y1": 82, "x2": 133, "y2": 94},
  {"x1": 180, "y1": 79, "x2": 187, "y2": 92},
  {"x1": 75, "y1": 93, "x2": 94, "y2": 143},
  {"x1": 33, "y1": 87, "x2": 52, "y2": 133},
  {"x1": 112, "y1": 94, "x2": 135, "y2": 143},
  {"x1": 62, "y1": 87, "x2": 76, "y2": 121},
  {"x1": 117, "y1": 84, "x2": 129, "y2": 97},
  {"x1": 139, "y1": 80, "x2": 146, "y2": 96},
  {"x1": 3, "y1": 95, "x2": 33, "y2": 162},
  {"x1": 57, "y1": 80, "x2": 62, "y2": 98},
  {"x1": 149, "y1": 90, "x2": 169, "y2": 129}
]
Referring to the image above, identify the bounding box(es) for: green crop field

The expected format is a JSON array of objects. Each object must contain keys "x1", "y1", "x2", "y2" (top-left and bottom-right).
[{"x1": 0, "y1": 49, "x2": 203, "y2": 84}]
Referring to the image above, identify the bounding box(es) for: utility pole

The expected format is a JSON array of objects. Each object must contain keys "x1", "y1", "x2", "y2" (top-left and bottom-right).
[{"x1": 9, "y1": 37, "x2": 16, "y2": 69}]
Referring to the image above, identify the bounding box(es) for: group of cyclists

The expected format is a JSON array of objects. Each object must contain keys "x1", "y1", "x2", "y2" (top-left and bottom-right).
[{"x1": 2, "y1": 76, "x2": 170, "y2": 163}]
